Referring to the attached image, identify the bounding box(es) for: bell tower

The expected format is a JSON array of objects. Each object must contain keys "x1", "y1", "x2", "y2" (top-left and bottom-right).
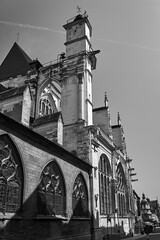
[
  {"x1": 64, "y1": 13, "x2": 92, "y2": 57},
  {"x1": 61, "y1": 12, "x2": 100, "y2": 127}
]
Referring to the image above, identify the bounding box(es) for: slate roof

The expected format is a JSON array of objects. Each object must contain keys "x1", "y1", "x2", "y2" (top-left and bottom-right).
[
  {"x1": 0, "y1": 85, "x2": 27, "y2": 101},
  {"x1": 0, "y1": 42, "x2": 33, "y2": 81},
  {"x1": 32, "y1": 112, "x2": 62, "y2": 126}
]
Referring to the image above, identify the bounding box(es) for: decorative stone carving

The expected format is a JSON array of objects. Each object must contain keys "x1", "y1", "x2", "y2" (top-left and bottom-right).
[
  {"x1": 38, "y1": 161, "x2": 65, "y2": 216},
  {"x1": 0, "y1": 139, "x2": 21, "y2": 214},
  {"x1": 72, "y1": 174, "x2": 88, "y2": 217}
]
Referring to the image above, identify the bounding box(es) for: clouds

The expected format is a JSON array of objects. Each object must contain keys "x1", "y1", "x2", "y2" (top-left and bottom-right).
[
  {"x1": 0, "y1": 20, "x2": 65, "y2": 34},
  {"x1": 93, "y1": 36, "x2": 160, "y2": 52},
  {"x1": 2, "y1": 19, "x2": 160, "y2": 53}
]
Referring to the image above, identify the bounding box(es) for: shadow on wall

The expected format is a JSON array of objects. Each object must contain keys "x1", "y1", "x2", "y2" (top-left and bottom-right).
[
  {"x1": 0, "y1": 132, "x2": 92, "y2": 240},
  {"x1": 0, "y1": 186, "x2": 92, "y2": 240}
]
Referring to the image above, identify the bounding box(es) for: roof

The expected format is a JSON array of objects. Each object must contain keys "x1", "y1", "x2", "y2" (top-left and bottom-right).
[
  {"x1": 93, "y1": 106, "x2": 108, "y2": 112},
  {"x1": 92, "y1": 107, "x2": 108, "y2": 112},
  {"x1": 112, "y1": 125, "x2": 121, "y2": 129},
  {"x1": 0, "y1": 85, "x2": 27, "y2": 101},
  {"x1": 32, "y1": 112, "x2": 63, "y2": 126},
  {"x1": 0, "y1": 112, "x2": 91, "y2": 172},
  {"x1": 0, "y1": 42, "x2": 33, "y2": 81}
]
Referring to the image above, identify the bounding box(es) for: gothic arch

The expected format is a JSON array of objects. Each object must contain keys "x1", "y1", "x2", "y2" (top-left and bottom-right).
[
  {"x1": 116, "y1": 162, "x2": 126, "y2": 191},
  {"x1": 39, "y1": 92, "x2": 57, "y2": 116},
  {"x1": 7, "y1": 134, "x2": 25, "y2": 174},
  {"x1": 38, "y1": 77, "x2": 61, "y2": 97},
  {"x1": 116, "y1": 162, "x2": 126, "y2": 216},
  {"x1": 37, "y1": 160, "x2": 66, "y2": 216},
  {"x1": 99, "y1": 154, "x2": 112, "y2": 175},
  {"x1": 72, "y1": 173, "x2": 89, "y2": 217},
  {"x1": 0, "y1": 134, "x2": 23, "y2": 215},
  {"x1": 98, "y1": 154, "x2": 112, "y2": 215},
  {"x1": 36, "y1": 78, "x2": 61, "y2": 117}
]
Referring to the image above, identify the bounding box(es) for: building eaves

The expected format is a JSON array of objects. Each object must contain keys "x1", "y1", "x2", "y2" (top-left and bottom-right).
[
  {"x1": 112, "y1": 125, "x2": 121, "y2": 129},
  {"x1": 97, "y1": 129, "x2": 114, "y2": 150},
  {"x1": 32, "y1": 112, "x2": 62, "y2": 126},
  {"x1": 0, "y1": 112, "x2": 91, "y2": 172},
  {"x1": 93, "y1": 106, "x2": 108, "y2": 112},
  {"x1": 0, "y1": 85, "x2": 27, "y2": 101},
  {"x1": 87, "y1": 124, "x2": 114, "y2": 151}
]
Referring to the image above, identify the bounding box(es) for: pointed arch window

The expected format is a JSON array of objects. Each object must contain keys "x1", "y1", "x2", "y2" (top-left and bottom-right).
[
  {"x1": 39, "y1": 97, "x2": 53, "y2": 116},
  {"x1": 99, "y1": 154, "x2": 112, "y2": 215},
  {"x1": 72, "y1": 173, "x2": 89, "y2": 217},
  {"x1": 37, "y1": 160, "x2": 65, "y2": 216},
  {"x1": 116, "y1": 163, "x2": 126, "y2": 216},
  {"x1": 0, "y1": 135, "x2": 23, "y2": 215}
]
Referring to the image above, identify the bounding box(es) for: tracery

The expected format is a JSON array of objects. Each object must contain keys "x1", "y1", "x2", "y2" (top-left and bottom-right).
[
  {"x1": 37, "y1": 161, "x2": 65, "y2": 216},
  {"x1": 0, "y1": 135, "x2": 22, "y2": 214},
  {"x1": 72, "y1": 173, "x2": 88, "y2": 217}
]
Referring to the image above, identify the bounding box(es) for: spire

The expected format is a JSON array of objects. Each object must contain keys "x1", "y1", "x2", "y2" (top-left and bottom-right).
[
  {"x1": 0, "y1": 42, "x2": 33, "y2": 80},
  {"x1": 117, "y1": 112, "x2": 121, "y2": 126},
  {"x1": 104, "y1": 92, "x2": 108, "y2": 108}
]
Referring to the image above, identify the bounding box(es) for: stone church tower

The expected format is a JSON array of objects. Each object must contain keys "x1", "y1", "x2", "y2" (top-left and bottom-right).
[
  {"x1": 62, "y1": 13, "x2": 97, "y2": 125},
  {"x1": 61, "y1": 13, "x2": 100, "y2": 158}
]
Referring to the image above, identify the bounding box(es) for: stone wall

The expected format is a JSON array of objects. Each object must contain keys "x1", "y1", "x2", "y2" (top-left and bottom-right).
[{"x1": 0, "y1": 118, "x2": 92, "y2": 240}]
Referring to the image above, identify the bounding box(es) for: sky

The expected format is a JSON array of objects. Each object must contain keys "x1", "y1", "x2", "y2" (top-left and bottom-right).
[{"x1": 0, "y1": 0, "x2": 160, "y2": 201}]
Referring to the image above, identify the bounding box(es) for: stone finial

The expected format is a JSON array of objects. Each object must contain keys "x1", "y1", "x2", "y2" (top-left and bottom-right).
[
  {"x1": 77, "y1": 73, "x2": 83, "y2": 84},
  {"x1": 76, "y1": 6, "x2": 81, "y2": 14},
  {"x1": 142, "y1": 193, "x2": 146, "y2": 199},
  {"x1": 117, "y1": 112, "x2": 121, "y2": 125},
  {"x1": 104, "y1": 92, "x2": 108, "y2": 107}
]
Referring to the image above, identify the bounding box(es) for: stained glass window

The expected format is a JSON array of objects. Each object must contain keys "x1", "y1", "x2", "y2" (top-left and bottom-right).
[
  {"x1": 37, "y1": 161, "x2": 65, "y2": 216},
  {"x1": 99, "y1": 154, "x2": 112, "y2": 215},
  {"x1": 116, "y1": 163, "x2": 126, "y2": 216},
  {"x1": 72, "y1": 174, "x2": 88, "y2": 217},
  {"x1": 39, "y1": 97, "x2": 52, "y2": 116},
  {"x1": 0, "y1": 135, "x2": 22, "y2": 215}
]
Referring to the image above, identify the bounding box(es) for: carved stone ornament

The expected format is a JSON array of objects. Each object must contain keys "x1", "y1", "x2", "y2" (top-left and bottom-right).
[
  {"x1": 38, "y1": 161, "x2": 65, "y2": 216},
  {"x1": 0, "y1": 140, "x2": 21, "y2": 214},
  {"x1": 77, "y1": 73, "x2": 83, "y2": 84},
  {"x1": 72, "y1": 174, "x2": 88, "y2": 217}
]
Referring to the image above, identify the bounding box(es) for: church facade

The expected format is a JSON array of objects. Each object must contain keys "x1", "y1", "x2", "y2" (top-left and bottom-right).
[{"x1": 0, "y1": 13, "x2": 138, "y2": 240}]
